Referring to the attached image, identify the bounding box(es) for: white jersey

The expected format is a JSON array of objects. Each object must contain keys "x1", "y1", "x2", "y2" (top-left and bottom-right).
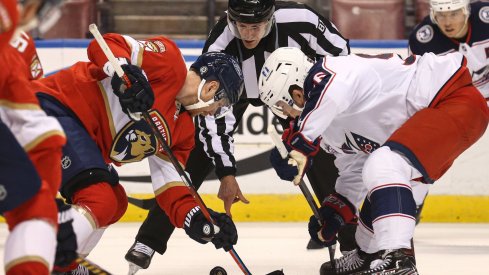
[{"x1": 298, "y1": 52, "x2": 466, "y2": 207}]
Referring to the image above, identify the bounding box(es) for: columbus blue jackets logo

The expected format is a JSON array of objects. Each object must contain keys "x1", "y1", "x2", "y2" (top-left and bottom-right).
[
  {"x1": 110, "y1": 110, "x2": 172, "y2": 163},
  {"x1": 480, "y1": 7, "x2": 489, "y2": 23},
  {"x1": 416, "y1": 25, "x2": 434, "y2": 43},
  {"x1": 340, "y1": 132, "x2": 380, "y2": 154}
]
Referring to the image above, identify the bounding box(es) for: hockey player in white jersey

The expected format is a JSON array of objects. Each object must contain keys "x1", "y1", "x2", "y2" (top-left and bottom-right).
[{"x1": 259, "y1": 47, "x2": 489, "y2": 274}]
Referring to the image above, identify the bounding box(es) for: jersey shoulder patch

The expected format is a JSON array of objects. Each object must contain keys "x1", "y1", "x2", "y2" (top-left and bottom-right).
[
  {"x1": 416, "y1": 25, "x2": 434, "y2": 43},
  {"x1": 479, "y1": 6, "x2": 489, "y2": 23}
]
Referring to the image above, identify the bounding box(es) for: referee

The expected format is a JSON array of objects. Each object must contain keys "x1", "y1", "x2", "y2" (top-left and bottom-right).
[{"x1": 125, "y1": 0, "x2": 352, "y2": 272}]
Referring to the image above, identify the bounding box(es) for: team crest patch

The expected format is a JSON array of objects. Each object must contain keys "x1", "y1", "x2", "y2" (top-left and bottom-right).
[
  {"x1": 110, "y1": 110, "x2": 172, "y2": 163},
  {"x1": 140, "y1": 40, "x2": 165, "y2": 53},
  {"x1": 30, "y1": 56, "x2": 42, "y2": 79},
  {"x1": 480, "y1": 6, "x2": 489, "y2": 23},
  {"x1": 416, "y1": 25, "x2": 434, "y2": 43}
]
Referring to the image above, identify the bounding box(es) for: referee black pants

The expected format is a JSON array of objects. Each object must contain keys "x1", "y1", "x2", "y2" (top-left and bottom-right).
[{"x1": 132, "y1": 137, "x2": 340, "y2": 255}]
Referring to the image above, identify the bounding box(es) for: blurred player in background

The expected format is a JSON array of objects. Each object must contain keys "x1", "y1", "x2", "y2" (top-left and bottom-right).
[
  {"x1": 31, "y1": 32, "x2": 244, "y2": 274},
  {"x1": 409, "y1": 0, "x2": 488, "y2": 98},
  {"x1": 408, "y1": 0, "x2": 489, "y2": 225},
  {"x1": 259, "y1": 47, "x2": 488, "y2": 274},
  {"x1": 0, "y1": 0, "x2": 68, "y2": 274},
  {"x1": 125, "y1": 0, "x2": 351, "y2": 271}
]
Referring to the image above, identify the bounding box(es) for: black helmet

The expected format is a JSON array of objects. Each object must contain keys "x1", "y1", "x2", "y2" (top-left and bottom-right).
[
  {"x1": 228, "y1": 0, "x2": 275, "y2": 24},
  {"x1": 188, "y1": 52, "x2": 244, "y2": 117}
]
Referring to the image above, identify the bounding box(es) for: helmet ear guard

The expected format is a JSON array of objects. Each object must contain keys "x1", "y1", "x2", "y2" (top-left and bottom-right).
[{"x1": 258, "y1": 47, "x2": 314, "y2": 119}]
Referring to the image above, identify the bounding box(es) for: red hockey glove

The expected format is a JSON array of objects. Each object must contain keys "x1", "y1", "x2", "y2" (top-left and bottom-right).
[{"x1": 308, "y1": 193, "x2": 357, "y2": 247}]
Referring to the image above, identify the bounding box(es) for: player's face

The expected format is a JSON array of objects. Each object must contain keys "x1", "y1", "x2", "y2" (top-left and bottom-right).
[
  {"x1": 187, "y1": 80, "x2": 230, "y2": 117},
  {"x1": 434, "y1": 9, "x2": 468, "y2": 38},
  {"x1": 235, "y1": 21, "x2": 268, "y2": 49}
]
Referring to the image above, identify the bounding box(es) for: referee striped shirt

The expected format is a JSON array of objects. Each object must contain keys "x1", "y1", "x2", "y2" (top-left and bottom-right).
[{"x1": 197, "y1": 1, "x2": 350, "y2": 179}]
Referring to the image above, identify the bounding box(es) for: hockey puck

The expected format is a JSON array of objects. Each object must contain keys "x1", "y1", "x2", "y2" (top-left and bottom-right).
[{"x1": 209, "y1": 266, "x2": 227, "y2": 275}]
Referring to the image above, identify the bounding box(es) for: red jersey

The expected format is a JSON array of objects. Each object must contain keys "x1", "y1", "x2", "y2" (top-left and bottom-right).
[
  {"x1": 9, "y1": 31, "x2": 44, "y2": 80},
  {"x1": 0, "y1": 43, "x2": 66, "y2": 195},
  {"x1": 35, "y1": 34, "x2": 198, "y2": 227}
]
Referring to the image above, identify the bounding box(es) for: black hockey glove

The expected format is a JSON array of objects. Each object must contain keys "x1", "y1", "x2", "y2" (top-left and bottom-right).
[
  {"x1": 54, "y1": 199, "x2": 78, "y2": 267},
  {"x1": 184, "y1": 206, "x2": 238, "y2": 251},
  {"x1": 308, "y1": 193, "x2": 357, "y2": 247},
  {"x1": 111, "y1": 64, "x2": 155, "y2": 115}
]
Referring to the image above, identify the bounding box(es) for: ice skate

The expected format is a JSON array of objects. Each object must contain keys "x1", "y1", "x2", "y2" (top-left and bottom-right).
[
  {"x1": 125, "y1": 241, "x2": 155, "y2": 274},
  {"x1": 357, "y1": 249, "x2": 418, "y2": 275},
  {"x1": 320, "y1": 248, "x2": 378, "y2": 275}
]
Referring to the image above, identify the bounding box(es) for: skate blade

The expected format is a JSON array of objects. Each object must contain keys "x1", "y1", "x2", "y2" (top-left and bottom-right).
[{"x1": 127, "y1": 263, "x2": 141, "y2": 275}]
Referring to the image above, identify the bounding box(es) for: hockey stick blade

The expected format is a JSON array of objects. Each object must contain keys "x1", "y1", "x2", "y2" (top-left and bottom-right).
[{"x1": 127, "y1": 196, "x2": 156, "y2": 210}]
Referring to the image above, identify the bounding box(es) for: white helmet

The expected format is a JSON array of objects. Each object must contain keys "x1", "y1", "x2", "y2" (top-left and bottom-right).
[
  {"x1": 259, "y1": 47, "x2": 314, "y2": 119},
  {"x1": 430, "y1": 0, "x2": 470, "y2": 23}
]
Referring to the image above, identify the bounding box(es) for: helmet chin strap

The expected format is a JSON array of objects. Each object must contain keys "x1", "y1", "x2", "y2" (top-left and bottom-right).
[{"x1": 185, "y1": 79, "x2": 215, "y2": 110}]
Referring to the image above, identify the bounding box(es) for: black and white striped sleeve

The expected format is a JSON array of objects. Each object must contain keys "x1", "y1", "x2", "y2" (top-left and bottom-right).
[{"x1": 275, "y1": 2, "x2": 350, "y2": 57}]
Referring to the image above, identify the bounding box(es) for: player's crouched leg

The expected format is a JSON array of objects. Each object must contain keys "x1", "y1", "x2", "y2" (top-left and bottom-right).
[
  {"x1": 71, "y1": 182, "x2": 128, "y2": 228},
  {"x1": 3, "y1": 181, "x2": 58, "y2": 275},
  {"x1": 54, "y1": 182, "x2": 128, "y2": 272}
]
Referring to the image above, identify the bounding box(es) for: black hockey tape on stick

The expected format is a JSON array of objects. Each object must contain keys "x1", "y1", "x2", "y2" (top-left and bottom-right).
[
  {"x1": 268, "y1": 126, "x2": 337, "y2": 270},
  {"x1": 77, "y1": 258, "x2": 112, "y2": 275}
]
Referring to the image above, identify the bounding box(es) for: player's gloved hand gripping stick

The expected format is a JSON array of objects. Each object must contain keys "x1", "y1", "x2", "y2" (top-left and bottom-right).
[
  {"x1": 268, "y1": 126, "x2": 337, "y2": 271},
  {"x1": 89, "y1": 23, "x2": 284, "y2": 275}
]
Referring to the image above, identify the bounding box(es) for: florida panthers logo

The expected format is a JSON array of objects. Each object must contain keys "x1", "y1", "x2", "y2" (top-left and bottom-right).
[
  {"x1": 110, "y1": 110, "x2": 172, "y2": 163},
  {"x1": 30, "y1": 55, "x2": 42, "y2": 79}
]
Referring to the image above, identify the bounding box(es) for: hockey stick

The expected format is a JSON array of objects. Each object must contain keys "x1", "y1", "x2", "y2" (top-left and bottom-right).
[
  {"x1": 88, "y1": 24, "x2": 260, "y2": 275},
  {"x1": 268, "y1": 126, "x2": 336, "y2": 269},
  {"x1": 77, "y1": 258, "x2": 112, "y2": 275}
]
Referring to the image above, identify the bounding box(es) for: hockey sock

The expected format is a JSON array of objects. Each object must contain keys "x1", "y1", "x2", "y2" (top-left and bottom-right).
[{"x1": 4, "y1": 220, "x2": 56, "y2": 274}]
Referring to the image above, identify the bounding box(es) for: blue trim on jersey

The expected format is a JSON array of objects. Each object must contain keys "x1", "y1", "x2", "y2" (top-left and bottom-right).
[
  {"x1": 384, "y1": 141, "x2": 434, "y2": 184},
  {"x1": 36, "y1": 94, "x2": 109, "y2": 186},
  {"x1": 0, "y1": 122, "x2": 41, "y2": 212},
  {"x1": 370, "y1": 185, "x2": 416, "y2": 221}
]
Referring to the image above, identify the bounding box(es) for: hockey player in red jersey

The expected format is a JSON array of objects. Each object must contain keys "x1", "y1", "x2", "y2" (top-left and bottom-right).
[
  {"x1": 32, "y1": 32, "x2": 244, "y2": 273},
  {"x1": 259, "y1": 47, "x2": 489, "y2": 274},
  {"x1": 0, "y1": 0, "x2": 68, "y2": 274}
]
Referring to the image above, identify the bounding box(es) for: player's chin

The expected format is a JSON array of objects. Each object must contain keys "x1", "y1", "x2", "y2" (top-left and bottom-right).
[{"x1": 242, "y1": 40, "x2": 258, "y2": 49}]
